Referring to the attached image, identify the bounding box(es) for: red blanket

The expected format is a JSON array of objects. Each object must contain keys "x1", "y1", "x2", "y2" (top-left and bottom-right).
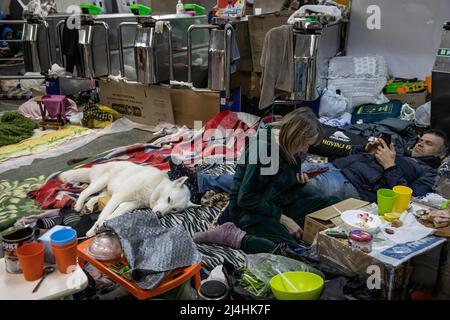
[{"x1": 29, "y1": 111, "x2": 265, "y2": 209}]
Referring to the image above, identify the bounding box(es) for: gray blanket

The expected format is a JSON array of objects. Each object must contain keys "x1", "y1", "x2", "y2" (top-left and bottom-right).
[
  {"x1": 259, "y1": 25, "x2": 294, "y2": 109},
  {"x1": 104, "y1": 209, "x2": 201, "y2": 290}
]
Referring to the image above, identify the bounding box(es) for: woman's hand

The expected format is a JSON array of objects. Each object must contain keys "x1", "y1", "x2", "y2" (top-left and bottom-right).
[
  {"x1": 280, "y1": 214, "x2": 303, "y2": 240},
  {"x1": 297, "y1": 172, "x2": 310, "y2": 185}
]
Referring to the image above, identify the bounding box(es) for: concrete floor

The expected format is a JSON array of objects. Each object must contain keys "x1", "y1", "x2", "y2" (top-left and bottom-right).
[{"x1": 0, "y1": 99, "x2": 154, "y2": 181}]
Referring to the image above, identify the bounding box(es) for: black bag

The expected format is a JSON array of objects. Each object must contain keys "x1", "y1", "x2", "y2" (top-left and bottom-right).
[{"x1": 309, "y1": 125, "x2": 368, "y2": 159}]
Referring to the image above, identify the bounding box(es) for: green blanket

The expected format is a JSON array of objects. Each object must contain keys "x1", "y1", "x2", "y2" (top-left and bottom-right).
[
  {"x1": 0, "y1": 175, "x2": 48, "y2": 231},
  {"x1": 0, "y1": 112, "x2": 38, "y2": 147}
]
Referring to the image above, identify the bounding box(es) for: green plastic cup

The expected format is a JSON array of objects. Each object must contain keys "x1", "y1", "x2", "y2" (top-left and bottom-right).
[{"x1": 377, "y1": 189, "x2": 398, "y2": 216}]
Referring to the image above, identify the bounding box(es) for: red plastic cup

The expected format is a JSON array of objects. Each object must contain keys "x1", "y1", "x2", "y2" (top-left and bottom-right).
[
  {"x1": 51, "y1": 240, "x2": 78, "y2": 273},
  {"x1": 16, "y1": 242, "x2": 45, "y2": 281}
]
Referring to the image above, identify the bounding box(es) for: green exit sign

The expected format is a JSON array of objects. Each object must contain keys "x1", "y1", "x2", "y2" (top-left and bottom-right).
[{"x1": 437, "y1": 48, "x2": 450, "y2": 57}]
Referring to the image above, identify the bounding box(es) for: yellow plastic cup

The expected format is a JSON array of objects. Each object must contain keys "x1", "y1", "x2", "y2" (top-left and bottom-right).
[{"x1": 393, "y1": 186, "x2": 413, "y2": 213}]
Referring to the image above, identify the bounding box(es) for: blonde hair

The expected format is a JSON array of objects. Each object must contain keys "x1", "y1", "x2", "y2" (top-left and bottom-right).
[{"x1": 273, "y1": 108, "x2": 323, "y2": 164}]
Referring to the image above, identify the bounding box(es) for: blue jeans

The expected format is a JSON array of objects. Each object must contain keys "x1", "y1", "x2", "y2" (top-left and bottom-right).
[
  {"x1": 299, "y1": 163, "x2": 360, "y2": 200},
  {"x1": 197, "y1": 173, "x2": 234, "y2": 194}
]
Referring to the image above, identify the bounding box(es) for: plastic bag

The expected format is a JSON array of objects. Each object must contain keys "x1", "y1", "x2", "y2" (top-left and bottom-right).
[
  {"x1": 319, "y1": 87, "x2": 348, "y2": 118},
  {"x1": 400, "y1": 103, "x2": 415, "y2": 121},
  {"x1": 415, "y1": 101, "x2": 431, "y2": 128},
  {"x1": 239, "y1": 253, "x2": 324, "y2": 299}
]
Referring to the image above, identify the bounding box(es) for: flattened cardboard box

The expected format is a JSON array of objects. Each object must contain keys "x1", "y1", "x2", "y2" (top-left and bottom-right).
[
  {"x1": 385, "y1": 91, "x2": 428, "y2": 109},
  {"x1": 99, "y1": 81, "x2": 174, "y2": 127},
  {"x1": 302, "y1": 198, "x2": 369, "y2": 245}
]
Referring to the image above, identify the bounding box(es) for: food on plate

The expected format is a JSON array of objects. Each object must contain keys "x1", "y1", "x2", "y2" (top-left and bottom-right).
[
  {"x1": 391, "y1": 220, "x2": 403, "y2": 228},
  {"x1": 420, "y1": 209, "x2": 450, "y2": 228},
  {"x1": 356, "y1": 212, "x2": 374, "y2": 229},
  {"x1": 385, "y1": 228, "x2": 395, "y2": 235}
]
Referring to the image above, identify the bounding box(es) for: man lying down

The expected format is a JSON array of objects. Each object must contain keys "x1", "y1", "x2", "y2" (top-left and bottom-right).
[{"x1": 193, "y1": 128, "x2": 449, "y2": 254}]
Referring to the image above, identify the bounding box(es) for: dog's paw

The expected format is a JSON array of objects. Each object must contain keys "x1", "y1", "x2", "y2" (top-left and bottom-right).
[
  {"x1": 74, "y1": 202, "x2": 83, "y2": 212},
  {"x1": 86, "y1": 228, "x2": 96, "y2": 238}
]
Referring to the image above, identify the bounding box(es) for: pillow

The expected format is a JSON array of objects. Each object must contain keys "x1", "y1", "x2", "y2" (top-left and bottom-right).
[{"x1": 351, "y1": 100, "x2": 403, "y2": 124}]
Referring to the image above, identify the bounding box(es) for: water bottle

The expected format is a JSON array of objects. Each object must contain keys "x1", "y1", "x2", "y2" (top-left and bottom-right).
[{"x1": 176, "y1": 0, "x2": 184, "y2": 15}]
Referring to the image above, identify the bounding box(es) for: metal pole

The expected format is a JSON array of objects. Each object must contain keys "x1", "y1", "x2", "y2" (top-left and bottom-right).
[
  {"x1": 0, "y1": 75, "x2": 45, "y2": 80},
  {"x1": 42, "y1": 20, "x2": 52, "y2": 67},
  {"x1": 224, "y1": 23, "x2": 234, "y2": 100},
  {"x1": 164, "y1": 22, "x2": 174, "y2": 81},
  {"x1": 56, "y1": 20, "x2": 66, "y2": 66}
]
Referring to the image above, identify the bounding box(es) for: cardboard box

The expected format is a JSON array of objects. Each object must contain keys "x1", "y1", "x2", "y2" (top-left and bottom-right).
[
  {"x1": 385, "y1": 91, "x2": 428, "y2": 109},
  {"x1": 302, "y1": 198, "x2": 369, "y2": 245},
  {"x1": 98, "y1": 81, "x2": 174, "y2": 127},
  {"x1": 170, "y1": 89, "x2": 220, "y2": 128},
  {"x1": 317, "y1": 231, "x2": 389, "y2": 286},
  {"x1": 248, "y1": 11, "x2": 291, "y2": 73}
]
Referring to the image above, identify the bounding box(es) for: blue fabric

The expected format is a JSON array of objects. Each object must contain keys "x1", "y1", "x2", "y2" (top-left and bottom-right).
[
  {"x1": 297, "y1": 163, "x2": 360, "y2": 201},
  {"x1": 230, "y1": 30, "x2": 240, "y2": 74},
  {"x1": 2, "y1": 27, "x2": 13, "y2": 40},
  {"x1": 333, "y1": 154, "x2": 437, "y2": 202},
  {"x1": 197, "y1": 172, "x2": 234, "y2": 193}
]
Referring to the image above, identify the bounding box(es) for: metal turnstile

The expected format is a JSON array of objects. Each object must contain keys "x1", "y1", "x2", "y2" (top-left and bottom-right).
[
  {"x1": 118, "y1": 16, "x2": 174, "y2": 84},
  {"x1": 56, "y1": 14, "x2": 111, "y2": 79},
  {"x1": 187, "y1": 17, "x2": 239, "y2": 99}
]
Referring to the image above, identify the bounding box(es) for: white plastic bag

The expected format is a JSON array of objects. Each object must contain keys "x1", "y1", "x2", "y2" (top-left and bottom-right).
[
  {"x1": 415, "y1": 101, "x2": 431, "y2": 128},
  {"x1": 400, "y1": 103, "x2": 415, "y2": 121},
  {"x1": 319, "y1": 87, "x2": 348, "y2": 118}
]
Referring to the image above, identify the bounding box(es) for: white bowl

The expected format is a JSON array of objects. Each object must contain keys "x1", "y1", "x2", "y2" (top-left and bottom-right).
[{"x1": 340, "y1": 210, "x2": 382, "y2": 234}]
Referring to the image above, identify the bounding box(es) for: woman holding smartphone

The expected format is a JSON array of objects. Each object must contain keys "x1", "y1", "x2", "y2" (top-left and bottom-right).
[{"x1": 194, "y1": 108, "x2": 339, "y2": 253}]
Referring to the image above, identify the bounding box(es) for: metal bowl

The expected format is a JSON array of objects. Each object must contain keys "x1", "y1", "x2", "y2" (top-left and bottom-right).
[{"x1": 87, "y1": 231, "x2": 122, "y2": 261}]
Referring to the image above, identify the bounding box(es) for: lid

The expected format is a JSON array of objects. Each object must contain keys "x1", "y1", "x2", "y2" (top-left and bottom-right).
[
  {"x1": 87, "y1": 231, "x2": 122, "y2": 261},
  {"x1": 50, "y1": 228, "x2": 77, "y2": 246},
  {"x1": 349, "y1": 230, "x2": 373, "y2": 243},
  {"x1": 1, "y1": 226, "x2": 34, "y2": 242},
  {"x1": 130, "y1": 4, "x2": 152, "y2": 16},
  {"x1": 199, "y1": 280, "x2": 228, "y2": 299},
  {"x1": 79, "y1": 4, "x2": 102, "y2": 15},
  {"x1": 183, "y1": 4, "x2": 206, "y2": 16}
]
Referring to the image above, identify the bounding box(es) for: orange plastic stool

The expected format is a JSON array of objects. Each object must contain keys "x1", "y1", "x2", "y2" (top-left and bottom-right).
[{"x1": 77, "y1": 238, "x2": 202, "y2": 300}]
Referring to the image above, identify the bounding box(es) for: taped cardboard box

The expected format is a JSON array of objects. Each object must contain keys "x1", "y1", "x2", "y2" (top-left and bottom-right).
[
  {"x1": 170, "y1": 88, "x2": 220, "y2": 128},
  {"x1": 98, "y1": 81, "x2": 174, "y2": 127},
  {"x1": 385, "y1": 91, "x2": 428, "y2": 109},
  {"x1": 302, "y1": 198, "x2": 369, "y2": 245},
  {"x1": 317, "y1": 231, "x2": 389, "y2": 288}
]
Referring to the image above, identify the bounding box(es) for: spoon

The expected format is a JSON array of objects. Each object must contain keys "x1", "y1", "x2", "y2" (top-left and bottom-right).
[
  {"x1": 32, "y1": 266, "x2": 55, "y2": 293},
  {"x1": 275, "y1": 269, "x2": 298, "y2": 292}
]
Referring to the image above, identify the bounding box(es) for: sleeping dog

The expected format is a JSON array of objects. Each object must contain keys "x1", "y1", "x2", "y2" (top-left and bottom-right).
[{"x1": 60, "y1": 161, "x2": 199, "y2": 237}]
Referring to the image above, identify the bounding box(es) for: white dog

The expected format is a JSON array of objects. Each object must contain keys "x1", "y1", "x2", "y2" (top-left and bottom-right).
[{"x1": 59, "y1": 161, "x2": 198, "y2": 237}]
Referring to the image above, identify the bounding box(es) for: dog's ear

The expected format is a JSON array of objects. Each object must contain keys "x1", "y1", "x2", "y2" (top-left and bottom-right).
[
  {"x1": 188, "y1": 201, "x2": 201, "y2": 208},
  {"x1": 174, "y1": 176, "x2": 189, "y2": 187}
]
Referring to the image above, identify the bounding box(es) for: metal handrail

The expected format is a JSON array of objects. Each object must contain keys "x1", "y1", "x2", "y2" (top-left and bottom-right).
[{"x1": 187, "y1": 24, "x2": 219, "y2": 84}]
